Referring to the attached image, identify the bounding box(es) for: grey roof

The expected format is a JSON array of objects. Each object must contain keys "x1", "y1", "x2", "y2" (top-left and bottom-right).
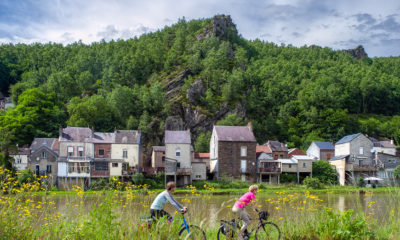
[
  {"x1": 336, "y1": 133, "x2": 362, "y2": 145},
  {"x1": 30, "y1": 145, "x2": 59, "y2": 157},
  {"x1": 368, "y1": 137, "x2": 381, "y2": 147},
  {"x1": 114, "y1": 130, "x2": 140, "y2": 144},
  {"x1": 329, "y1": 155, "x2": 349, "y2": 161},
  {"x1": 92, "y1": 132, "x2": 115, "y2": 143},
  {"x1": 267, "y1": 140, "x2": 287, "y2": 152},
  {"x1": 165, "y1": 130, "x2": 191, "y2": 144},
  {"x1": 30, "y1": 138, "x2": 58, "y2": 150},
  {"x1": 313, "y1": 141, "x2": 335, "y2": 150},
  {"x1": 278, "y1": 159, "x2": 297, "y2": 164},
  {"x1": 380, "y1": 141, "x2": 396, "y2": 148},
  {"x1": 214, "y1": 126, "x2": 256, "y2": 142},
  {"x1": 60, "y1": 127, "x2": 93, "y2": 142},
  {"x1": 153, "y1": 146, "x2": 166, "y2": 152}
]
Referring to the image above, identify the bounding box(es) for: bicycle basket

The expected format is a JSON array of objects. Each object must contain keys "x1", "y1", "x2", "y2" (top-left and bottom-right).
[{"x1": 259, "y1": 210, "x2": 269, "y2": 220}]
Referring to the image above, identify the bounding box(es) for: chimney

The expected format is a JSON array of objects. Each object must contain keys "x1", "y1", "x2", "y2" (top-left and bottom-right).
[
  {"x1": 391, "y1": 139, "x2": 394, "y2": 145},
  {"x1": 91, "y1": 126, "x2": 94, "y2": 138},
  {"x1": 114, "y1": 126, "x2": 117, "y2": 133},
  {"x1": 247, "y1": 121, "x2": 253, "y2": 132},
  {"x1": 59, "y1": 126, "x2": 63, "y2": 138}
]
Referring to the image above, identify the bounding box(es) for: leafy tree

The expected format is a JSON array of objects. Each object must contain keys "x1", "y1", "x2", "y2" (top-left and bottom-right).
[
  {"x1": 194, "y1": 131, "x2": 211, "y2": 153},
  {"x1": 312, "y1": 160, "x2": 338, "y2": 184},
  {"x1": 217, "y1": 113, "x2": 246, "y2": 126}
]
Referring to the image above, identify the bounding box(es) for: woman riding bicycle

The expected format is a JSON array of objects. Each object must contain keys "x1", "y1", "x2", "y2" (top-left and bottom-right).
[
  {"x1": 150, "y1": 181, "x2": 187, "y2": 220},
  {"x1": 232, "y1": 185, "x2": 258, "y2": 240}
]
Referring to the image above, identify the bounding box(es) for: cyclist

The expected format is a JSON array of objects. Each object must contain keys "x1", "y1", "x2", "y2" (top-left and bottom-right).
[
  {"x1": 232, "y1": 185, "x2": 258, "y2": 240},
  {"x1": 150, "y1": 181, "x2": 187, "y2": 220}
]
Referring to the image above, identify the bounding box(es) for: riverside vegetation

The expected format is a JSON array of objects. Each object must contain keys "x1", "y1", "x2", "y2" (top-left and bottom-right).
[{"x1": 1, "y1": 167, "x2": 400, "y2": 239}]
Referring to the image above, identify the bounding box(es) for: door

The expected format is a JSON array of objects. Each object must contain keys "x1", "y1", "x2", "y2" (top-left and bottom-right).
[{"x1": 35, "y1": 164, "x2": 40, "y2": 175}]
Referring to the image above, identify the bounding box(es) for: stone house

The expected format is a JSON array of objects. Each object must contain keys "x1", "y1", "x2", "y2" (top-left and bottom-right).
[
  {"x1": 192, "y1": 162, "x2": 207, "y2": 181},
  {"x1": 369, "y1": 137, "x2": 396, "y2": 156},
  {"x1": 193, "y1": 153, "x2": 210, "y2": 179},
  {"x1": 210, "y1": 125, "x2": 257, "y2": 182},
  {"x1": 266, "y1": 140, "x2": 288, "y2": 160},
  {"x1": 330, "y1": 133, "x2": 375, "y2": 185},
  {"x1": 165, "y1": 130, "x2": 193, "y2": 186},
  {"x1": 11, "y1": 146, "x2": 30, "y2": 171},
  {"x1": 375, "y1": 152, "x2": 400, "y2": 185},
  {"x1": 28, "y1": 138, "x2": 59, "y2": 186},
  {"x1": 306, "y1": 141, "x2": 335, "y2": 161}
]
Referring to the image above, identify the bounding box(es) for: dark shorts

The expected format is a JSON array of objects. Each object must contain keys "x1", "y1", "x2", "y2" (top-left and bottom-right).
[{"x1": 150, "y1": 209, "x2": 172, "y2": 220}]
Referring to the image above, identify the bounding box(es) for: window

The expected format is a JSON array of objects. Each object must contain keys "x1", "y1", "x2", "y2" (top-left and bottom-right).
[
  {"x1": 16, "y1": 158, "x2": 22, "y2": 164},
  {"x1": 196, "y1": 175, "x2": 202, "y2": 179},
  {"x1": 303, "y1": 162, "x2": 306, "y2": 168},
  {"x1": 177, "y1": 162, "x2": 181, "y2": 168},
  {"x1": 78, "y1": 147, "x2": 84, "y2": 157},
  {"x1": 327, "y1": 154, "x2": 332, "y2": 160},
  {"x1": 241, "y1": 146, "x2": 247, "y2": 157},
  {"x1": 112, "y1": 163, "x2": 118, "y2": 168},
  {"x1": 176, "y1": 149, "x2": 181, "y2": 157},
  {"x1": 359, "y1": 160, "x2": 363, "y2": 166},
  {"x1": 95, "y1": 162, "x2": 108, "y2": 171},
  {"x1": 68, "y1": 147, "x2": 74, "y2": 157},
  {"x1": 162, "y1": 156, "x2": 165, "y2": 162},
  {"x1": 46, "y1": 165, "x2": 52, "y2": 173},
  {"x1": 280, "y1": 154, "x2": 283, "y2": 159},
  {"x1": 241, "y1": 160, "x2": 247, "y2": 173},
  {"x1": 99, "y1": 149, "x2": 105, "y2": 156},
  {"x1": 359, "y1": 147, "x2": 364, "y2": 155},
  {"x1": 289, "y1": 164, "x2": 292, "y2": 168},
  {"x1": 123, "y1": 150, "x2": 128, "y2": 158},
  {"x1": 42, "y1": 151, "x2": 47, "y2": 158}
]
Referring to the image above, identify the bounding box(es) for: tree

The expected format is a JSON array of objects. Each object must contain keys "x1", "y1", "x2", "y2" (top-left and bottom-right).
[
  {"x1": 312, "y1": 160, "x2": 338, "y2": 184},
  {"x1": 216, "y1": 113, "x2": 246, "y2": 126},
  {"x1": 194, "y1": 131, "x2": 211, "y2": 153}
]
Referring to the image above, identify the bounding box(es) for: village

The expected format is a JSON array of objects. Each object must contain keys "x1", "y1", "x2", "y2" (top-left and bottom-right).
[{"x1": 10, "y1": 123, "x2": 400, "y2": 190}]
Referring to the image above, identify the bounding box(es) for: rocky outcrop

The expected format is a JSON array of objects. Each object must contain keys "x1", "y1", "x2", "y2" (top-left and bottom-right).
[
  {"x1": 186, "y1": 79, "x2": 205, "y2": 105},
  {"x1": 343, "y1": 45, "x2": 368, "y2": 60},
  {"x1": 165, "y1": 116, "x2": 184, "y2": 130},
  {"x1": 196, "y1": 15, "x2": 238, "y2": 41}
]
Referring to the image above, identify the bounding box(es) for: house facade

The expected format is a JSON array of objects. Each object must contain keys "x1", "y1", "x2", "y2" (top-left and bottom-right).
[
  {"x1": 267, "y1": 140, "x2": 288, "y2": 160},
  {"x1": 11, "y1": 147, "x2": 30, "y2": 170},
  {"x1": 210, "y1": 125, "x2": 257, "y2": 182},
  {"x1": 331, "y1": 133, "x2": 375, "y2": 185},
  {"x1": 307, "y1": 141, "x2": 335, "y2": 160},
  {"x1": 375, "y1": 152, "x2": 400, "y2": 185},
  {"x1": 165, "y1": 130, "x2": 193, "y2": 186},
  {"x1": 369, "y1": 137, "x2": 396, "y2": 156},
  {"x1": 111, "y1": 130, "x2": 141, "y2": 171},
  {"x1": 28, "y1": 138, "x2": 59, "y2": 186},
  {"x1": 151, "y1": 146, "x2": 166, "y2": 172}
]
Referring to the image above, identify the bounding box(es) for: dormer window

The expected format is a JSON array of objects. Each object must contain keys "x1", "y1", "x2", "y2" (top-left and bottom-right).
[{"x1": 176, "y1": 149, "x2": 181, "y2": 157}]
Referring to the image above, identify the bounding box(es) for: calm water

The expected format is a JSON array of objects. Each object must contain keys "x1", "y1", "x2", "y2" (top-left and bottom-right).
[{"x1": 30, "y1": 190, "x2": 399, "y2": 228}]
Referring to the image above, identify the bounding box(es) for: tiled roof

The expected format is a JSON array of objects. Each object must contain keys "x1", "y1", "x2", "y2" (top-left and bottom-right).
[
  {"x1": 195, "y1": 153, "x2": 210, "y2": 158},
  {"x1": 165, "y1": 130, "x2": 191, "y2": 144},
  {"x1": 267, "y1": 140, "x2": 287, "y2": 152},
  {"x1": 30, "y1": 138, "x2": 58, "y2": 150},
  {"x1": 256, "y1": 145, "x2": 272, "y2": 154},
  {"x1": 336, "y1": 133, "x2": 362, "y2": 145},
  {"x1": 153, "y1": 146, "x2": 165, "y2": 152},
  {"x1": 60, "y1": 127, "x2": 93, "y2": 142},
  {"x1": 214, "y1": 126, "x2": 256, "y2": 142},
  {"x1": 114, "y1": 130, "x2": 140, "y2": 144},
  {"x1": 92, "y1": 132, "x2": 115, "y2": 143},
  {"x1": 313, "y1": 141, "x2": 335, "y2": 150},
  {"x1": 288, "y1": 148, "x2": 306, "y2": 157}
]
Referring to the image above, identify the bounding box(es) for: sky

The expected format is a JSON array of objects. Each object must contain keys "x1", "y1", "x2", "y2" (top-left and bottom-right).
[{"x1": 0, "y1": 0, "x2": 399, "y2": 57}]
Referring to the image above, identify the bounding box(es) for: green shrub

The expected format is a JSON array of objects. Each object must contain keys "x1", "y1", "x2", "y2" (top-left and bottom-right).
[
  {"x1": 132, "y1": 173, "x2": 146, "y2": 185},
  {"x1": 90, "y1": 178, "x2": 108, "y2": 190},
  {"x1": 303, "y1": 176, "x2": 324, "y2": 189},
  {"x1": 280, "y1": 173, "x2": 297, "y2": 183},
  {"x1": 18, "y1": 169, "x2": 36, "y2": 184},
  {"x1": 358, "y1": 177, "x2": 365, "y2": 187}
]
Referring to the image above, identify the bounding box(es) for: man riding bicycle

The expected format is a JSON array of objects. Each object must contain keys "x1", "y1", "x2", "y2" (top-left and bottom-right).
[{"x1": 150, "y1": 181, "x2": 187, "y2": 220}]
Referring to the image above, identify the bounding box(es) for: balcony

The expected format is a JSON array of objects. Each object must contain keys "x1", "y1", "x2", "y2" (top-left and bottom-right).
[
  {"x1": 177, "y1": 167, "x2": 192, "y2": 175},
  {"x1": 259, "y1": 167, "x2": 281, "y2": 173}
]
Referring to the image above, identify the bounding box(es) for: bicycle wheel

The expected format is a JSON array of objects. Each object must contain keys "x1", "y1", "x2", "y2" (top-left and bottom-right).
[
  {"x1": 255, "y1": 222, "x2": 281, "y2": 240},
  {"x1": 179, "y1": 224, "x2": 206, "y2": 240},
  {"x1": 217, "y1": 225, "x2": 237, "y2": 240}
]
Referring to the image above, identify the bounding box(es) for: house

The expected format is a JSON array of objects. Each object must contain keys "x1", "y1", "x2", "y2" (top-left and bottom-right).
[
  {"x1": 306, "y1": 141, "x2": 335, "y2": 160},
  {"x1": 369, "y1": 137, "x2": 396, "y2": 156},
  {"x1": 292, "y1": 155, "x2": 314, "y2": 182},
  {"x1": 330, "y1": 133, "x2": 375, "y2": 185},
  {"x1": 266, "y1": 140, "x2": 288, "y2": 160},
  {"x1": 257, "y1": 145, "x2": 280, "y2": 184},
  {"x1": 210, "y1": 125, "x2": 257, "y2": 182},
  {"x1": 164, "y1": 130, "x2": 193, "y2": 186},
  {"x1": 375, "y1": 152, "x2": 400, "y2": 185},
  {"x1": 192, "y1": 162, "x2": 207, "y2": 181},
  {"x1": 92, "y1": 132, "x2": 124, "y2": 178},
  {"x1": 11, "y1": 146, "x2": 30, "y2": 170},
  {"x1": 193, "y1": 153, "x2": 210, "y2": 179},
  {"x1": 288, "y1": 148, "x2": 306, "y2": 158},
  {"x1": 112, "y1": 129, "x2": 141, "y2": 172},
  {"x1": 28, "y1": 138, "x2": 59, "y2": 186},
  {"x1": 57, "y1": 127, "x2": 94, "y2": 190},
  {"x1": 151, "y1": 146, "x2": 166, "y2": 173}
]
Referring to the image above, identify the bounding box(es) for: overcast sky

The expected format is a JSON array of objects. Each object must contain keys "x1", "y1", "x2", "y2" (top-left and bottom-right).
[{"x1": 1, "y1": 0, "x2": 399, "y2": 57}]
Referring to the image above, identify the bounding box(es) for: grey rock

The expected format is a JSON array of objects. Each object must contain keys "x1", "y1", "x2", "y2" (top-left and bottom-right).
[
  {"x1": 343, "y1": 45, "x2": 368, "y2": 60},
  {"x1": 186, "y1": 79, "x2": 205, "y2": 105}
]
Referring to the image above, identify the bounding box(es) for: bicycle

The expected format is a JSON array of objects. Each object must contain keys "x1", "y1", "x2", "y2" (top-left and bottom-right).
[
  {"x1": 141, "y1": 211, "x2": 207, "y2": 240},
  {"x1": 217, "y1": 209, "x2": 280, "y2": 240}
]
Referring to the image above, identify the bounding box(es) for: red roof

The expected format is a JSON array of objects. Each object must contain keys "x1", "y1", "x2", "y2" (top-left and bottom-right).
[
  {"x1": 195, "y1": 153, "x2": 210, "y2": 158},
  {"x1": 256, "y1": 145, "x2": 271, "y2": 154},
  {"x1": 288, "y1": 148, "x2": 306, "y2": 158}
]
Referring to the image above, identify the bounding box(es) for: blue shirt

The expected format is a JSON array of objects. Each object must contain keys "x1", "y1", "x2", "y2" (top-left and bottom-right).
[{"x1": 150, "y1": 190, "x2": 184, "y2": 211}]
